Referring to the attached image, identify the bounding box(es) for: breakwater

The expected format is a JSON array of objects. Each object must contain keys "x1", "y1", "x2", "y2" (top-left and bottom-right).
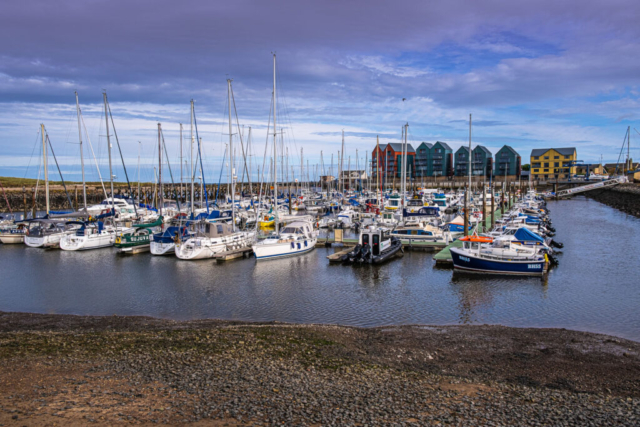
[{"x1": 586, "y1": 184, "x2": 640, "y2": 218}]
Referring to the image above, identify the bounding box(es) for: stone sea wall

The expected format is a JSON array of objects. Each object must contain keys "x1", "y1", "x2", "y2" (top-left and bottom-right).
[{"x1": 586, "y1": 184, "x2": 640, "y2": 218}]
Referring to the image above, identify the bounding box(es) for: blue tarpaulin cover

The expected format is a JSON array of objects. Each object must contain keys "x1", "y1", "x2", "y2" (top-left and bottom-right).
[{"x1": 514, "y1": 227, "x2": 544, "y2": 243}]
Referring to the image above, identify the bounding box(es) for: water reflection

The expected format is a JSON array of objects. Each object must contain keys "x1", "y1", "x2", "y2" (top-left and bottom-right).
[{"x1": 0, "y1": 196, "x2": 639, "y2": 341}]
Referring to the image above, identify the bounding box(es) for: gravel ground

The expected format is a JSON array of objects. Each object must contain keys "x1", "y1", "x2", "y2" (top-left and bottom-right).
[{"x1": 1, "y1": 311, "x2": 639, "y2": 426}]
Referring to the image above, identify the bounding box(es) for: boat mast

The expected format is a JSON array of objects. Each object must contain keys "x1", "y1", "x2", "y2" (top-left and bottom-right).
[
  {"x1": 179, "y1": 123, "x2": 183, "y2": 202},
  {"x1": 376, "y1": 135, "x2": 381, "y2": 209},
  {"x1": 402, "y1": 123, "x2": 408, "y2": 203},
  {"x1": 340, "y1": 130, "x2": 345, "y2": 193},
  {"x1": 41, "y1": 124, "x2": 50, "y2": 216},
  {"x1": 190, "y1": 100, "x2": 195, "y2": 216},
  {"x1": 468, "y1": 114, "x2": 472, "y2": 196},
  {"x1": 137, "y1": 141, "x2": 141, "y2": 203},
  {"x1": 75, "y1": 92, "x2": 87, "y2": 210},
  {"x1": 273, "y1": 53, "x2": 279, "y2": 233},
  {"x1": 227, "y1": 78, "x2": 236, "y2": 229},
  {"x1": 158, "y1": 122, "x2": 163, "y2": 216},
  {"x1": 103, "y1": 92, "x2": 115, "y2": 214}
]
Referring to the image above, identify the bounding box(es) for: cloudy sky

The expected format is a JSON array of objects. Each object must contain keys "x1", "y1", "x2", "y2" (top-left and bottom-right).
[{"x1": 1, "y1": 0, "x2": 639, "y2": 182}]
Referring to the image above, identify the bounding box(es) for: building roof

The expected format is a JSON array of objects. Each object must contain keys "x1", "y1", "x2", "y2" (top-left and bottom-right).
[
  {"x1": 386, "y1": 142, "x2": 415, "y2": 152},
  {"x1": 373, "y1": 143, "x2": 388, "y2": 153},
  {"x1": 417, "y1": 142, "x2": 433, "y2": 149},
  {"x1": 473, "y1": 145, "x2": 492, "y2": 156},
  {"x1": 498, "y1": 145, "x2": 520, "y2": 156},
  {"x1": 456, "y1": 146, "x2": 470, "y2": 153},
  {"x1": 531, "y1": 147, "x2": 576, "y2": 157},
  {"x1": 433, "y1": 141, "x2": 452, "y2": 151}
]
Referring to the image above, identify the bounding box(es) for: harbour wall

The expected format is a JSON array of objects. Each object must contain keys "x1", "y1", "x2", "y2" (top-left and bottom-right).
[
  {"x1": 1, "y1": 181, "x2": 530, "y2": 214},
  {"x1": 585, "y1": 184, "x2": 640, "y2": 218}
]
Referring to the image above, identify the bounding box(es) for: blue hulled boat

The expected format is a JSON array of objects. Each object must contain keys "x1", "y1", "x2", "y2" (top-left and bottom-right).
[{"x1": 450, "y1": 235, "x2": 549, "y2": 276}]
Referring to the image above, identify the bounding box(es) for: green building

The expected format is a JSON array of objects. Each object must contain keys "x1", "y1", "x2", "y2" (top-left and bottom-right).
[{"x1": 494, "y1": 145, "x2": 521, "y2": 177}]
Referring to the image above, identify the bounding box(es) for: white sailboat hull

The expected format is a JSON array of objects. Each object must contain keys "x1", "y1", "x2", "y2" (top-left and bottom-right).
[
  {"x1": 175, "y1": 232, "x2": 256, "y2": 260},
  {"x1": 24, "y1": 230, "x2": 77, "y2": 249},
  {"x1": 252, "y1": 237, "x2": 317, "y2": 260},
  {"x1": 0, "y1": 234, "x2": 24, "y2": 244},
  {"x1": 150, "y1": 242, "x2": 176, "y2": 256},
  {"x1": 60, "y1": 231, "x2": 116, "y2": 251},
  {"x1": 175, "y1": 240, "x2": 226, "y2": 260}
]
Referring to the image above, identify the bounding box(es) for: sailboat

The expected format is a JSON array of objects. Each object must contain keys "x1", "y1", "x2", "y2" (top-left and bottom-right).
[
  {"x1": 61, "y1": 92, "x2": 119, "y2": 251},
  {"x1": 24, "y1": 123, "x2": 83, "y2": 248},
  {"x1": 175, "y1": 80, "x2": 256, "y2": 260},
  {"x1": 252, "y1": 54, "x2": 318, "y2": 260}
]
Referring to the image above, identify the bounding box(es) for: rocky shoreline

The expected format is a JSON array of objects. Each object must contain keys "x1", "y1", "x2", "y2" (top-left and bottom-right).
[
  {"x1": 586, "y1": 184, "x2": 640, "y2": 218},
  {"x1": 1, "y1": 312, "x2": 639, "y2": 425}
]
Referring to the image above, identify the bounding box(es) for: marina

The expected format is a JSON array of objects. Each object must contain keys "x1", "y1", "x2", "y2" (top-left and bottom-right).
[
  {"x1": 1, "y1": 196, "x2": 639, "y2": 342},
  {"x1": 3, "y1": 2, "x2": 640, "y2": 425}
]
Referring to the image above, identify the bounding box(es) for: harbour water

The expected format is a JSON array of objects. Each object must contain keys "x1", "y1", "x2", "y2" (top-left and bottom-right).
[{"x1": 1, "y1": 196, "x2": 639, "y2": 341}]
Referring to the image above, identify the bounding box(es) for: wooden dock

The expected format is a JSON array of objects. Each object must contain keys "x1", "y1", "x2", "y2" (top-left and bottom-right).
[
  {"x1": 326, "y1": 247, "x2": 354, "y2": 263},
  {"x1": 213, "y1": 247, "x2": 254, "y2": 262}
]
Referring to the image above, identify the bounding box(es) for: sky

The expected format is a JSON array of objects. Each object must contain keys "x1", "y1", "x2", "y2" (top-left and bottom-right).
[{"x1": 1, "y1": 0, "x2": 639, "y2": 183}]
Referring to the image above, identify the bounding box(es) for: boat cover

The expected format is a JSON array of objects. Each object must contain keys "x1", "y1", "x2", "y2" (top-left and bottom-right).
[{"x1": 514, "y1": 227, "x2": 544, "y2": 243}]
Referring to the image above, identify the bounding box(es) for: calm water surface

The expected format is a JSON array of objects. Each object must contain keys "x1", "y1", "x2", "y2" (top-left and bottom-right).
[{"x1": 1, "y1": 197, "x2": 639, "y2": 341}]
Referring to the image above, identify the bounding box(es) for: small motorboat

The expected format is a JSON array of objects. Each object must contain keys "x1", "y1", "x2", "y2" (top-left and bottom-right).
[
  {"x1": 341, "y1": 226, "x2": 402, "y2": 265},
  {"x1": 115, "y1": 216, "x2": 164, "y2": 254}
]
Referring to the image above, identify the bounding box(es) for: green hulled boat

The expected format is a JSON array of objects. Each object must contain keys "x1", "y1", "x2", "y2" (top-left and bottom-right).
[{"x1": 115, "y1": 216, "x2": 163, "y2": 254}]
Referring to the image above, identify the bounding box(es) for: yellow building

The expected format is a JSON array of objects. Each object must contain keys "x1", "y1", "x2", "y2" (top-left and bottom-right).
[{"x1": 530, "y1": 148, "x2": 577, "y2": 180}]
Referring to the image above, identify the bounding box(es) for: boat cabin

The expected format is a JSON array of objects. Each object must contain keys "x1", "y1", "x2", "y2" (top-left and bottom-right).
[
  {"x1": 359, "y1": 227, "x2": 392, "y2": 256},
  {"x1": 459, "y1": 235, "x2": 493, "y2": 253}
]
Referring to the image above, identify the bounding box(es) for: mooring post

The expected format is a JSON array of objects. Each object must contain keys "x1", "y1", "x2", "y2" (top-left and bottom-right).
[
  {"x1": 491, "y1": 183, "x2": 495, "y2": 229},
  {"x1": 23, "y1": 186, "x2": 27, "y2": 219},
  {"x1": 482, "y1": 179, "x2": 486, "y2": 233},
  {"x1": 463, "y1": 184, "x2": 469, "y2": 237}
]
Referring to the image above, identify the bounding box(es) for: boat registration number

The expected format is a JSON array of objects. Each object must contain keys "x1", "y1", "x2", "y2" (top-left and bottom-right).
[
  {"x1": 528, "y1": 264, "x2": 541, "y2": 269},
  {"x1": 459, "y1": 256, "x2": 470, "y2": 262}
]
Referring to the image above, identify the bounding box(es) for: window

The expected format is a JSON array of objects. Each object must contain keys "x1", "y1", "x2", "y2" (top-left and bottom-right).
[
  {"x1": 554, "y1": 162, "x2": 559, "y2": 167},
  {"x1": 544, "y1": 163, "x2": 549, "y2": 167},
  {"x1": 533, "y1": 169, "x2": 539, "y2": 173},
  {"x1": 544, "y1": 169, "x2": 549, "y2": 172},
  {"x1": 544, "y1": 156, "x2": 549, "y2": 159},
  {"x1": 554, "y1": 156, "x2": 559, "y2": 159},
  {"x1": 534, "y1": 156, "x2": 539, "y2": 160}
]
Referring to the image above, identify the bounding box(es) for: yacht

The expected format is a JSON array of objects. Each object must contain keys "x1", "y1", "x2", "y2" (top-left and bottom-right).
[
  {"x1": 391, "y1": 220, "x2": 451, "y2": 245},
  {"x1": 60, "y1": 220, "x2": 117, "y2": 251},
  {"x1": 252, "y1": 220, "x2": 318, "y2": 260},
  {"x1": 24, "y1": 219, "x2": 83, "y2": 248},
  {"x1": 175, "y1": 222, "x2": 256, "y2": 260},
  {"x1": 0, "y1": 221, "x2": 27, "y2": 244},
  {"x1": 150, "y1": 225, "x2": 190, "y2": 256}
]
